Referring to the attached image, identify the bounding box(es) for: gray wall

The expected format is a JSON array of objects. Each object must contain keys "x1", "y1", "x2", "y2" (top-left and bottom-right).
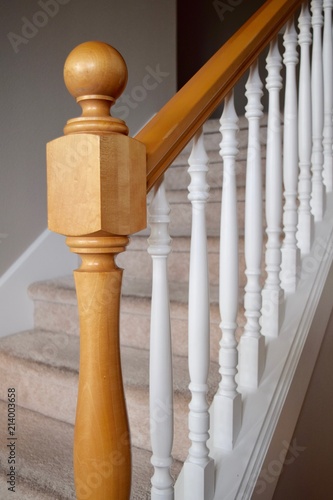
[
  {"x1": 273, "y1": 309, "x2": 333, "y2": 500},
  {"x1": 0, "y1": 0, "x2": 176, "y2": 276}
]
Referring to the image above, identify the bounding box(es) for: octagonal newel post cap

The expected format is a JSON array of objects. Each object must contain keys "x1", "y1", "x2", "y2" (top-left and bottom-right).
[{"x1": 63, "y1": 41, "x2": 129, "y2": 135}]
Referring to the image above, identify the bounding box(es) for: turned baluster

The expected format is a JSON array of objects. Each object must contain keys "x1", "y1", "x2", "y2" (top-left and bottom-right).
[
  {"x1": 261, "y1": 38, "x2": 284, "y2": 338},
  {"x1": 238, "y1": 62, "x2": 265, "y2": 389},
  {"x1": 310, "y1": 0, "x2": 325, "y2": 220},
  {"x1": 322, "y1": 0, "x2": 333, "y2": 192},
  {"x1": 213, "y1": 90, "x2": 242, "y2": 450},
  {"x1": 184, "y1": 129, "x2": 214, "y2": 499},
  {"x1": 148, "y1": 176, "x2": 174, "y2": 500},
  {"x1": 297, "y1": 3, "x2": 314, "y2": 255},
  {"x1": 281, "y1": 18, "x2": 301, "y2": 294},
  {"x1": 47, "y1": 41, "x2": 146, "y2": 500}
]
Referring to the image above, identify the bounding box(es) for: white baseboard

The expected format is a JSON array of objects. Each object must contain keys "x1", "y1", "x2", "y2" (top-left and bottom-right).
[{"x1": 0, "y1": 229, "x2": 77, "y2": 337}]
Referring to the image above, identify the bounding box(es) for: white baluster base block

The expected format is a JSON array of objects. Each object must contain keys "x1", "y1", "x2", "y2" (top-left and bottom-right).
[
  {"x1": 183, "y1": 459, "x2": 215, "y2": 500},
  {"x1": 297, "y1": 211, "x2": 314, "y2": 255},
  {"x1": 261, "y1": 288, "x2": 284, "y2": 337},
  {"x1": 323, "y1": 158, "x2": 333, "y2": 193},
  {"x1": 311, "y1": 183, "x2": 326, "y2": 222},
  {"x1": 213, "y1": 392, "x2": 242, "y2": 450},
  {"x1": 280, "y1": 246, "x2": 301, "y2": 294},
  {"x1": 238, "y1": 334, "x2": 265, "y2": 389}
]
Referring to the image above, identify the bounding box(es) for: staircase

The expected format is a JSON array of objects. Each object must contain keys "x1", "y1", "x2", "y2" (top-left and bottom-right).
[
  {"x1": 2, "y1": 1, "x2": 333, "y2": 498},
  {"x1": 0, "y1": 119, "x2": 250, "y2": 499}
]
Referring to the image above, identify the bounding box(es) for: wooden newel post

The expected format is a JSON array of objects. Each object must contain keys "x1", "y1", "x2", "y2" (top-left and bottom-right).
[{"x1": 46, "y1": 41, "x2": 146, "y2": 499}]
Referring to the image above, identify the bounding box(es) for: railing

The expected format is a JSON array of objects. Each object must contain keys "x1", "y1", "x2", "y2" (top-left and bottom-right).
[{"x1": 46, "y1": 0, "x2": 333, "y2": 498}]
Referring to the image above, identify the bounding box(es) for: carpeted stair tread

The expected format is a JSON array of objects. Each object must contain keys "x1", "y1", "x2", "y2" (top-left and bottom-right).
[
  {"x1": 29, "y1": 275, "x2": 245, "y2": 361},
  {"x1": 28, "y1": 272, "x2": 220, "y2": 305},
  {"x1": 0, "y1": 328, "x2": 79, "y2": 372},
  {"x1": 28, "y1": 276, "x2": 78, "y2": 305},
  {"x1": 0, "y1": 400, "x2": 177, "y2": 499},
  {"x1": 0, "y1": 329, "x2": 220, "y2": 461},
  {"x1": 0, "y1": 399, "x2": 75, "y2": 499},
  {"x1": 0, "y1": 330, "x2": 78, "y2": 434},
  {"x1": 28, "y1": 234, "x2": 228, "y2": 302},
  {"x1": 0, "y1": 478, "x2": 55, "y2": 500}
]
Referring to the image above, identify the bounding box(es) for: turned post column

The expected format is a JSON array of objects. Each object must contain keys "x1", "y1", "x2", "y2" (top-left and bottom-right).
[{"x1": 46, "y1": 41, "x2": 146, "y2": 499}]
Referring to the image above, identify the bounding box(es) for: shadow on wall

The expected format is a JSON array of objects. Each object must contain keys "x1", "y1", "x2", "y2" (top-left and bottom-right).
[{"x1": 177, "y1": 0, "x2": 270, "y2": 116}]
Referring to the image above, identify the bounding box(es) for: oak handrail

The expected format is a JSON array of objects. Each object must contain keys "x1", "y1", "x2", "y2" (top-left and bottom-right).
[{"x1": 135, "y1": 0, "x2": 304, "y2": 192}]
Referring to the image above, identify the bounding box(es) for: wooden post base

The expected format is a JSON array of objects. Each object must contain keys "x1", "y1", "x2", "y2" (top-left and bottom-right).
[{"x1": 67, "y1": 235, "x2": 131, "y2": 500}]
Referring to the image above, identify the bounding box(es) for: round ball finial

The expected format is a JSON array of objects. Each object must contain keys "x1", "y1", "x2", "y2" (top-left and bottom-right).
[
  {"x1": 64, "y1": 41, "x2": 128, "y2": 100},
  {"x1": 63, "y1": 41, "x2": 129, "y2": 135}
]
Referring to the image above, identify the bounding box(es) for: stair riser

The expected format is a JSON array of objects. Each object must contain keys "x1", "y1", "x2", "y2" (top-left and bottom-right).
[
  {"x1": 166, "y1": 154, "x2": 267, "y2": 193},
  {"x1": 166, "y1": 156, "x2": 248, "y2": 191},
  {"x1": 33, "y1": 294, "x2": 247, "y2": 362},
  {"x1": 34, "y1": 299, "x2": 79, "y2": 337},
  {"x1": 144, "y1": 189, "x2": 266, "y2": 239},
  {"x1": 120, "y1": 298, "x2": 236, "y2": 360},
  {"x1": 125, "y1": 388, "x2": 191, "y2": 462},
  {"x1": 165, "y1": 198, "x2": 247, "y2": 238},
  {"x1": 118, "y1": 241, "x2": 248, "y2": 288},
  {"x1": 180, "y1": 119, "x2": 268, "y2": 156}
]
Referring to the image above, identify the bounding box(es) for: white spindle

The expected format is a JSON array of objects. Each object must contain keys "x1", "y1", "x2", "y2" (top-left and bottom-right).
[
  {"x1": 297, "y1": 3, "x2": 314, "y2": 255},
  {"x1": 281, "y1": 18, "x2": 301, "y2": 294},
  {"x1": 213, "y1": 90, "x2": 242, "y2": 450},
  {"x1": 322, "y1": 0, "x2": 333, "y2": 192},
  {"x1": 148, "y1": 177, "x2": 174, "y2": 500},
  {"x1": 261, "y1": 38, "x2": 284, "y2": 338},
  {"x1": 183, "y1": 129, "x2": 214, "y2": 500},
  {"x1": 238, "y1": 62, "x2": 265, "y2": 389},
  {"x1": 310, "y1": 0, "x2": 325, "y2": 220}
]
